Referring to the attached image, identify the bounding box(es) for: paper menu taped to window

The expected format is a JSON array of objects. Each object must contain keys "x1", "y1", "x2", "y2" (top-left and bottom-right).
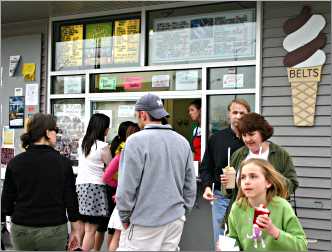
[
  {"x1": 118, "y1": 105, "x2": 135, "y2": 118},
  {"x1": 123, "y1": 76, "x2": 143, "y2": 90},
  {"x1": 175, "y1": 70, "x2": 198, "y2": 90},
  {"x1": 152, "y1": 75, "x2": 170, "y2": 88}
]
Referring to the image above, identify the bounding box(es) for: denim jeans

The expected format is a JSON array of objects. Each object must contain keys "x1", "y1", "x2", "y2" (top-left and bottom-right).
[{"x1": 211, "y1": 190, "x2": 230, "y2": 246}]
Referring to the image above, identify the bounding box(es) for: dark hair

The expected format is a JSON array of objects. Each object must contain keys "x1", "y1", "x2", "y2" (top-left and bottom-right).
[
  {"x1": 189, "y1": 99, "x2": 202, "y2": 109},
  {"x1": 20, "y1": 113, "x2": 57, "y2": 149},
  {"x1": 110, "y1": 121, "x2": 134, "y2": 157},
  {"x1": 237, "y1": 112, "x2": 273, "y2": 141},
  {"x1": 227, "y1": 98, "x2": 251, "y2": 113},
  {"x1": 126, "y1": 123, "x2": 140, "y2": 139},
  {"x1": 189, "y1": 99, "x2": 201, "y2": 110},
  {"x1": 82, "y1": 113, "x2": 110, "y2": 157}
]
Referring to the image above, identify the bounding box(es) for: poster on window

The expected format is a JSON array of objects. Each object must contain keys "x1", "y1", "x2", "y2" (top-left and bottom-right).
[
  {"x1": 56, "y1": 24, "x2": 83, "y2": 70},
  {"x1": 53, "y1": 103, "x2": 84, "y2": 163},
  {"x1": 64, "y1": 76, "x2": 83, "y2": 94},
  {"x1": 1, "y1": 147, "x2": 15, "y2": 166},
  {"x1": 85, "y1": 23, "x2": 113, "y2": 66},
  {"x1": 175, "y1": 70, "x2": 198, "y2": 90},
  {"x1": 151, "y1": 9, "x2": 255, "y2": 64},
  {"x1": 113, "y1": 19, "x2": 140, "y2": 64},
  {"x1": 9, "y1": 96, "x2": 24, "y2": 128}
]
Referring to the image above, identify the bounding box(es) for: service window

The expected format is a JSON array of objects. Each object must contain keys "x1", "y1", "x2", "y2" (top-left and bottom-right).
[
  {"x1": 207, "y1": 94, "x2": 255, "y2": 136},
  {"x1": 92, "y1": 101, "x2": 137, "y2": 142}
]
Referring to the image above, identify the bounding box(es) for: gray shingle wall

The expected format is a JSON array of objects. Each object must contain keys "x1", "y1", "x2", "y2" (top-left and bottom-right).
[
  {"x1": 2, "y1": 19, "x2": 49, "y2": 113},
  {"x1": 262, "y1": 2, "x2": 331, "y2": 251}
]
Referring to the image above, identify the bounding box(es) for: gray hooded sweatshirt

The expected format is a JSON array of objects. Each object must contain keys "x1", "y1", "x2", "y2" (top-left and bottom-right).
[{"x1": 116, "y1": 124, "x2": 196, "y2": 227}]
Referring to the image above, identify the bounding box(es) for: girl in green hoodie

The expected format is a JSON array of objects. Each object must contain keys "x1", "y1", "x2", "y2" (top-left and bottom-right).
[{"x1": 226, "y1": 159, "x2": 307, "y2": 251}]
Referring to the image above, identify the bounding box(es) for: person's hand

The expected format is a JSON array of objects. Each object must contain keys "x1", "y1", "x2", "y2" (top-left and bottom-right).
[
  {"x1": 203, "y1": 187, "x2": 216, "y2": 202},
  {"x1": 256, "y1": 214, "x2": 280, "y2": 239},
  {"x1": 67, "y1": 220, "x2": 84, "y2": 251},
  {"x1": 220, "y1": 174, "x2": 229, "y2": 187}
]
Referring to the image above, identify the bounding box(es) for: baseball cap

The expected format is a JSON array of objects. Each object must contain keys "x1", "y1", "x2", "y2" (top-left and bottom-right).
[{"x1": 135, "y1": 93, "x2": 169, "y2": 119}]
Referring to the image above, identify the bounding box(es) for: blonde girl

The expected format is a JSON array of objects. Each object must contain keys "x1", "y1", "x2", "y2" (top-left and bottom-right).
[{"x1": 226, "y1": 158, "x2": 307, "y2": 251}]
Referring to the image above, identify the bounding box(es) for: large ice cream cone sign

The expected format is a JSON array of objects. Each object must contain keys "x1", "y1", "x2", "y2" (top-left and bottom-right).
[
  {"x1": 287, "y1": 66, "x2": 321, "y2": 126},
  {"x1": 283, "y1": 6, "x2": 326, "y2": 126}
]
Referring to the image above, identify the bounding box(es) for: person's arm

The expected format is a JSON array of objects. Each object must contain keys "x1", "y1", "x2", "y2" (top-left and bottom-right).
[
  {"x1": 282, "y1": 151, "x2": 299, "y2": 195},
  {"x1": 102, "y1": 154, "x2": 120, "y2": 187},
  {"x1": 67, "y1": 220, "x2": 84, "y2": 250},
  {"x1": 226, "y1": 204, "x2": 241, "y2": 249},
  {"x1": 64, "y1": 158, "x2": 80, "y2": 222},
  {"x1": 258, "y1": 203, "x2": 307, "y2": 251},
  {"x1": 200, "y1": 137, "x2": 214, "y2": 189},
  {"x1": 115, "y1": 139, "x2": 144, "y2": 227},
  {"x1": 1, "y1": 164, "x2": 17, "y2": 222},
  {"x1": 101, "y1": 145, "x2": 112, "y2": 166},
  {"x1": 183, "y1": 150, "x2": 197, "y2": 215},
  {"x1": 200, "y1": 137, "x2": 218, "y2": 202}
]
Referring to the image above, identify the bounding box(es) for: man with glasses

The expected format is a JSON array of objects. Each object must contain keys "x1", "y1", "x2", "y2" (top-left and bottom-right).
[{"x1": 200, "y1": 99, "x2": 250, "y2": 247}]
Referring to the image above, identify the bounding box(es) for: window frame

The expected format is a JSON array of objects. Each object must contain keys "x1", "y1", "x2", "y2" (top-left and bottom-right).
[{"x1": 47, "y1": 1, "x2": 262, "y2": 161}]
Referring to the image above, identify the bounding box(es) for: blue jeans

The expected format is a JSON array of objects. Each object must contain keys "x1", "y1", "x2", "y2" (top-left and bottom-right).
[{"x1": 211, "y1": 190, "x2": 230, "y2": 245}]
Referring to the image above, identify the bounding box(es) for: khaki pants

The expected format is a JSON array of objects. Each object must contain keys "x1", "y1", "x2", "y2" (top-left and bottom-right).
[
  {"x1": 117, "y1": 217, "x2": 185, "y2": 251},
  {"x1": 11, "y1": 223, "x2": 68, "y2": 251}
]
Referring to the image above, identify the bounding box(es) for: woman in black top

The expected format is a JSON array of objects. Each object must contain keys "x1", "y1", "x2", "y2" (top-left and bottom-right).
[{"x1": 1, "y1": 113, "x2": 83, "y2": 251}]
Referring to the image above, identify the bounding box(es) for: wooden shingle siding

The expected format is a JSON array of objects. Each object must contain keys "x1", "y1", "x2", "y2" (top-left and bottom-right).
[{"x1": 262, "y1": 2, "x2": 331, "y2": 250}]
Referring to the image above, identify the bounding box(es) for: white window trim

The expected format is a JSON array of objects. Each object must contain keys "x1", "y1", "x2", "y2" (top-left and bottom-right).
[{"x1": 47, "y1": 1, "x2": 263, "y2": 161}]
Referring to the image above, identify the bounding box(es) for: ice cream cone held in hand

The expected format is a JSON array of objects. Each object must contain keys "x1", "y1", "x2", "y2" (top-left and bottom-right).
[{"x1": 283, "y1": 6, "x2": 327, "y2": 126}]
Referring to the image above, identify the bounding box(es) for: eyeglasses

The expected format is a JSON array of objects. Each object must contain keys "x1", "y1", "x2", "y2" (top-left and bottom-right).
[{"x1": 50, "y1": 127, "x2": 59, "y2": 134}]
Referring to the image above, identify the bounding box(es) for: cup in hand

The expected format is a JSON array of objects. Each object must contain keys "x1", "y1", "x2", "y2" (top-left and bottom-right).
[
  {"x1": 218, "y1": 235, "x2": 239, "y2": 251},
  {"x1": 222, "y1": 166, "x2": 236, "y2": 189},
  {"x1": 253, "y1": 204, "x2": 271, "y2": 228}
]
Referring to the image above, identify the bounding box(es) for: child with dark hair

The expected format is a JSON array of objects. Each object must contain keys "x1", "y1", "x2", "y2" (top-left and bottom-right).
[{"x1": 76, "y1": 113, "x2": 111, "y2": 251}]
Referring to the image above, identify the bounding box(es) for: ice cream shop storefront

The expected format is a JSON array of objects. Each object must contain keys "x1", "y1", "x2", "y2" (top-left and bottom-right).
[{"x1": 1, "y1": 1, "x2": 331, "y2": 250}]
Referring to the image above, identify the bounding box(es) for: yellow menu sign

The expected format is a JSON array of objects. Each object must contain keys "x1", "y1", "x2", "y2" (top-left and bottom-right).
[
  {"x1": 56, "y1": 24, "x2": 83, "y2": 70},
  {"x1": 113, "y1": 19, "x2": 140, "y2": 64}
]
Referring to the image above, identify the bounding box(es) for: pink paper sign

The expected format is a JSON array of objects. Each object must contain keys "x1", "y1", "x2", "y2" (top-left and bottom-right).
[{"x1": 123, "y1": 76, "x2": 143, "y2": 90}]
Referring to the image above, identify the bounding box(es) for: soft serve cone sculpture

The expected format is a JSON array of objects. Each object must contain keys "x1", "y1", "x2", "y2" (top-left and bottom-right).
[{"x1": 283, "y1": 6, "x2": 326, "y2": 126}]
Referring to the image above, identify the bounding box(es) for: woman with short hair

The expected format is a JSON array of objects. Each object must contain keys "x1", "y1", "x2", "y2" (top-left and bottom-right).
[{"x1": 229, "y1": 112, "x2": 298, "y2": 196}]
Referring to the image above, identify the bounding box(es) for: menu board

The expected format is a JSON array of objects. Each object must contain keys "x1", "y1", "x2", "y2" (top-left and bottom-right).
[
  {"x1": 85, "y1": 23, "x2": 113, "y2": 66},
  {"x1": 56, "y1": 24, "x2": 84, "y2": 70},
  {"x1": 113, "y1": 19, "x2": 140, "y2": 64},
  {"x1": 151, "y1": 9, "x2": 255, "y2": 64}
]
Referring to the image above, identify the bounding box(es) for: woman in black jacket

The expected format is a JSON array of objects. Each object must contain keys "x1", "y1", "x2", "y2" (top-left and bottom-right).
[{"x1": 1, "y1": 113, "x2": 83, "y2": 251}]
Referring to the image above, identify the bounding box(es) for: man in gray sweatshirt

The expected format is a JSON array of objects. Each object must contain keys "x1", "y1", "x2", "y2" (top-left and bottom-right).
[{"x1": 116, "y1": 93, "x2": 196, "y2": 251}]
